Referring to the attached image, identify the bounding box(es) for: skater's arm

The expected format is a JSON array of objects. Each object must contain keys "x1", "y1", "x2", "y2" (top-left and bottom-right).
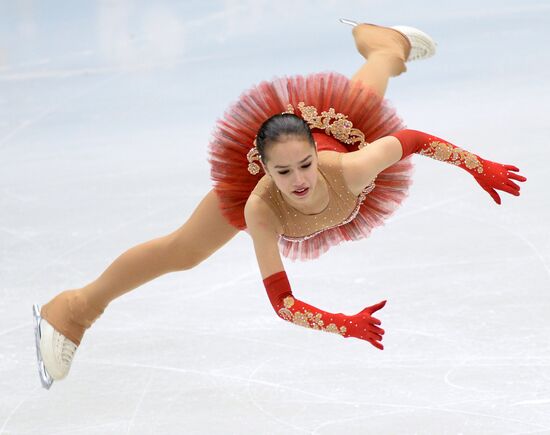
[
  {"x1": 244, "y1": 196, "x2": 386, "y2": 349},
  {"x1": 342, "y1": 136, "x2": 403, "y2": 193},
  {"x1": 388, "y1": 129, "x2": 527, "y2": 204},
  {"x1": 343, "y1": 129, "x2": 527, "y2": 205},
  {"x1": 244, "y1": 194, "x2": 285, "y2": 279}
]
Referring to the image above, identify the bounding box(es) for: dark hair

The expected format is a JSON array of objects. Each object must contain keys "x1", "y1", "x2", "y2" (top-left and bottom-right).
[{"x1": 256, "y1": 113, "x2": 315, "y2": 163}]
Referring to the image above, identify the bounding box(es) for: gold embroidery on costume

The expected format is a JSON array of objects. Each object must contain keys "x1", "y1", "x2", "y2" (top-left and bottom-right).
[
  {"x1": 277, "y1": 296, "x2": 347, "y2": 336},
  {"x1": 284, "y1": 102, "x2": 367, "y2": 150},
  {"x1": 246, "y1": 102, "x2": 368, "y2": 175},
  {"x1": 419, "y1": 140, "x2": 484, "y2": 174}
]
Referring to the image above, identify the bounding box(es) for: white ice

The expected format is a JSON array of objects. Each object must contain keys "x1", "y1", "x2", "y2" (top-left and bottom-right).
[{"x1": 1, "y1": 1, "x2": 550, "y2": 434}]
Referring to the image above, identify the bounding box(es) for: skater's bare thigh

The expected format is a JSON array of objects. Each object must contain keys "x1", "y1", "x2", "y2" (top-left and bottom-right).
[{"x1": 165, "y1": 189, "x2": 239, "y2": 269}]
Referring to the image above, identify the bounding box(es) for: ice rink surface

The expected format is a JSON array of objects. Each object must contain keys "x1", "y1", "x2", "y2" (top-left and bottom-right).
[{"x1": 1, "y1": 1, "x2": 549, "y2": 434}]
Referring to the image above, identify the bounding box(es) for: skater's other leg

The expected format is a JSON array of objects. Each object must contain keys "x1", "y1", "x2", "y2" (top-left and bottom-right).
[
  {"x1": 349, "y1": 24, "x2": 411, "y2": 97},
  {"x1": 41, "y1": 189, "x2": 239, "y2": 347},
  {"x1": 351, "y1": 55, "x2": 404, "y2": 98}
]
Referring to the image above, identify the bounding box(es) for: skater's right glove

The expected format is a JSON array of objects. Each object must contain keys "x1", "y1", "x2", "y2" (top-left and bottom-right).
[
  {"x1": 343, "y1": 300, "x2": 387, "y2": 349},
  {"x1": 263, "y1": 271, "x2": 386, "y2": 350}
]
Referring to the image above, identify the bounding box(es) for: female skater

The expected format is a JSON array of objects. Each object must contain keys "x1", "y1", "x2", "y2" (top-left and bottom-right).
[{"x1": 32, "y1": 19, "x2": 526, "y2": 389}]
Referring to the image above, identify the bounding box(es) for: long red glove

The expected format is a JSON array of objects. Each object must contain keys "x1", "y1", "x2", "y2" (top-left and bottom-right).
[
  {"x1": 263, "y1": 271, "x2": 386, "y2": 350},
  {"x1": 389, "y1": 129, "x2": 527, "y2": 205}
]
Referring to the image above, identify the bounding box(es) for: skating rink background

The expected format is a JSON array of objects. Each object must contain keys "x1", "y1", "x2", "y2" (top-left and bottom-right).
[{"x1": 1, "y1": 1, "x2": 549, "y2": 434}]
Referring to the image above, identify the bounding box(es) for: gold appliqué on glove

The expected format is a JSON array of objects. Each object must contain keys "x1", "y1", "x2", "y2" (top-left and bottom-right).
[
  {"x1": 277, "y1": 296, "x2": 347, "y2": 336},
  {"x1": 419, "y1": 140, "x2": 484, "y2": 174}
]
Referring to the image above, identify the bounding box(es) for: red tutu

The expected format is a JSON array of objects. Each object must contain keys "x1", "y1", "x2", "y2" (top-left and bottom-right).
[{"x1": 207, "y1": 71, "x2": 414, "y2": 261}]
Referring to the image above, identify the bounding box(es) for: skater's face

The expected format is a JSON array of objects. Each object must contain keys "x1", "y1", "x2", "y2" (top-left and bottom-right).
[{"x1": 261, "y1": 136, "x2": 319, "y2": 201}]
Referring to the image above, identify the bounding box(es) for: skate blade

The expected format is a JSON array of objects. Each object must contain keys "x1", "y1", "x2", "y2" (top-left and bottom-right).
[
  {"x1": 339, "y1": 18, "x2": 358, "y2": 27},
  {"x1": 32, "y1": 304, "x2": 54, "y2": 390}
]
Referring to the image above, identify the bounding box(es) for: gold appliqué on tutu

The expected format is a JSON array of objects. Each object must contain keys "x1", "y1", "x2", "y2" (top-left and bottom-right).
[
  {"x1": 276, "y1": 296, "x2": 348, "y2": 336},
  {"x1": 420, "y1": 140, "x2": 484, "y2": 174},
  {"x1": 246, "y1": 102, "x2": 368, "y2": 175}
]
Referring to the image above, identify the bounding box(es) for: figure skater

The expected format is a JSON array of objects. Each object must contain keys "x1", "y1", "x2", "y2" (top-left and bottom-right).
[{"x1": 32, "y1": 19, "x2": 526, "y2": 389}]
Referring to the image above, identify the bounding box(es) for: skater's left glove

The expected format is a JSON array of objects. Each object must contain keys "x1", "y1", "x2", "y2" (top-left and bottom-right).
[
  {"x1": 389, "y1": 129, "x2": 527, "y2": 205},
  {"x1": 263, "y1": 271, "x2": 386, "y2": 350}
]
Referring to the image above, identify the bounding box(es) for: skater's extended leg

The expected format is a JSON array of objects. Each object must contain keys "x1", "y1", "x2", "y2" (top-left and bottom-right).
[{"x1": 40, "y1": 189, "x2": 238, "y2": 348}]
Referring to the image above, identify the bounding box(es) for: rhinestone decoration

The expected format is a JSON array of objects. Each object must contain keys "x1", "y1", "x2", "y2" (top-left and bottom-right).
[
  {"x1": 419, "y1": 140, "x2": 484, "y2": 174},
  {"x1": 277, "y1": 296, "x2": 347, "y2": 336}
]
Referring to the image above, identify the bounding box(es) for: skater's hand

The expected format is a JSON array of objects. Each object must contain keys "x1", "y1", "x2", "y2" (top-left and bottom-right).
[
  {"x1": 473, "y1": 158, "x2": 527, "y2": 205},
  {"x1": 343, "y1": 300, "x2": 386, "y2": 350}
]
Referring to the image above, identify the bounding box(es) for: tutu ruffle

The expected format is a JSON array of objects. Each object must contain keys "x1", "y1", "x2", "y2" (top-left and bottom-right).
[{"x1": 207, "y1": 71, "x2": 414, "y2": 261}]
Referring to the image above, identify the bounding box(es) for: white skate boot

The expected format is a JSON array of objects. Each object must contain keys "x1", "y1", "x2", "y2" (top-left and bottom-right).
[
  {"x1": 32, "y1": 304, "x2": 78, "y2": 389},
  {"x1": 339, "y1": 18, "x2": 437, "y2": 62}
]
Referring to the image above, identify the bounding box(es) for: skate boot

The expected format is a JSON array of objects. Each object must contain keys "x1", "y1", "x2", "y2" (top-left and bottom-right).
[
  {"x1": 339, "y1": 18, "x2": 437, "y2": 75},
  {"x1": 32, "y1": 290, "x2": 104, "y2": 389},
  {"x1": 33, "y1": 304, "x2": 77, "y2": 389}
]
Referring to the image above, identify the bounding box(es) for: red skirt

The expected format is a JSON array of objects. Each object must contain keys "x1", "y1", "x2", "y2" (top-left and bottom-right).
[{"x1": 207, "y1": 72, "x2": 414, "y2": 261}]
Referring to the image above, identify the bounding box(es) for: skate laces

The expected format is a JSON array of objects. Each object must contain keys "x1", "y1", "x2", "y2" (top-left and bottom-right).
[{"x1": 54, "y1": 330, "x2": 77, "y2": 366}]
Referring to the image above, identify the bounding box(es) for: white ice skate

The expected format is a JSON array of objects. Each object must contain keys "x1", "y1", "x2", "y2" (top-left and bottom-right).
[
  {"x1": 339, "y1": 18, "x2": 437, "y2": 62},
  {"x1": 32, "y1": 304, "x2": 78, "y2": 389}
]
